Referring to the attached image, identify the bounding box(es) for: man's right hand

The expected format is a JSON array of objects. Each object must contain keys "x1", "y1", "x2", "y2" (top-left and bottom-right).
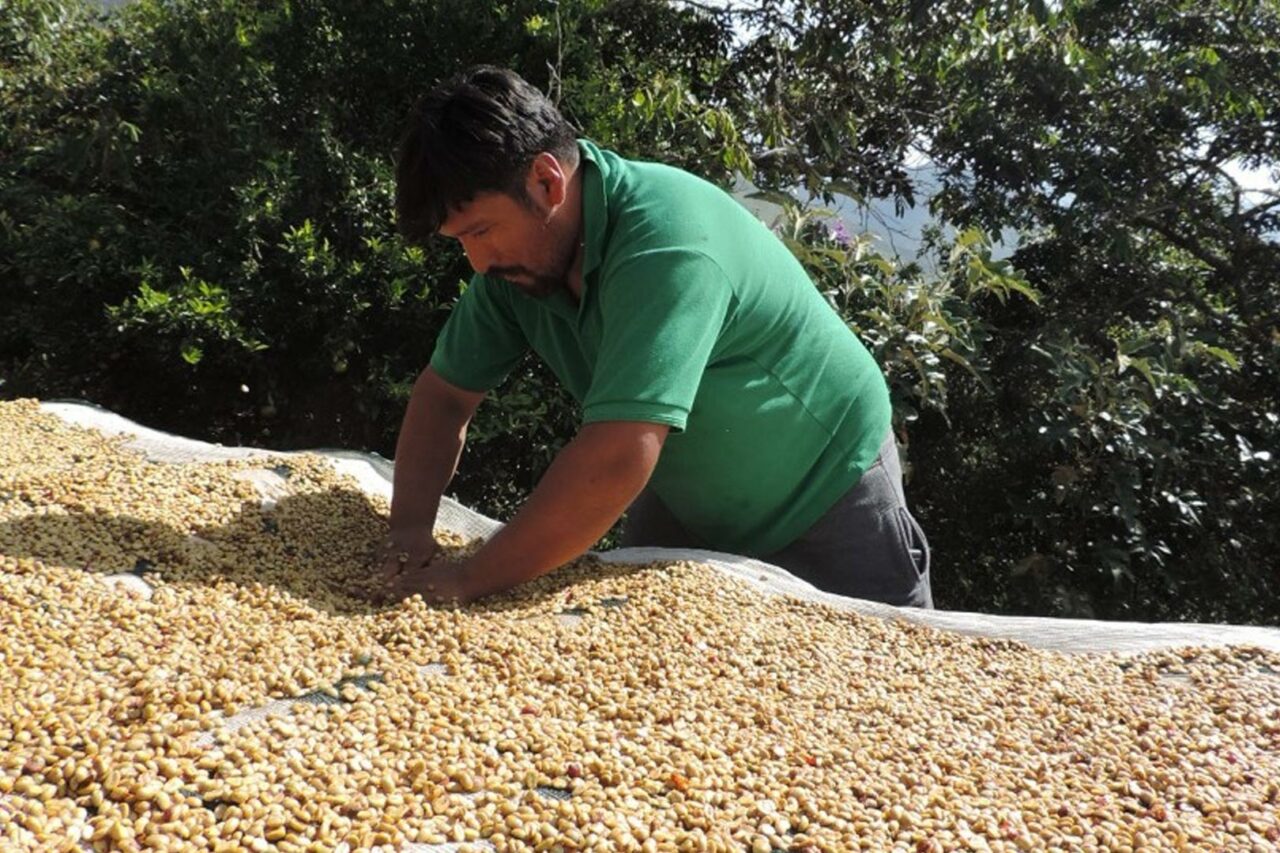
[
  {"x1": 378, "y1": 367, "x2": 483, "y2": 601},
  {"x1": 379, "y1": 525, "x2": 439, "y2": 592}
]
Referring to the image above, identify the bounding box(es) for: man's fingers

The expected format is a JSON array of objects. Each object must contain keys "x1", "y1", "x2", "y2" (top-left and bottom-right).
[
  {"x1": 381, "y1": 551, "x2": 408, "y2": 586},
  {"x1": 382, "y1": 547, "x2": 437, "y2": 586},
  {"x1": 372, "y1": 535, "x2": 440, "y2": 603}
]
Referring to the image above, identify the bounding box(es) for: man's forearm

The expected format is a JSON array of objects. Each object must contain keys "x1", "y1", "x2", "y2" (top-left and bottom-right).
[
  {"x1": 458, "y1": 422, "x2": 664, "y2": 600},
  {"x1": 389, "y1": 373, "x2": 470, "y2": 531}
]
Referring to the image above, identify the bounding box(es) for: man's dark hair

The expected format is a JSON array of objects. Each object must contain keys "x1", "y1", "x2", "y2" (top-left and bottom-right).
[{"x1": 395, "y1": 66, "x2": 578, "y2": 244}]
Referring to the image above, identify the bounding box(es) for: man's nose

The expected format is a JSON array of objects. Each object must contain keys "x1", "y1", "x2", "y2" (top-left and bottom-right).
[{"x1": 460, "y1": 238, "x2": 488, "y2": 274}]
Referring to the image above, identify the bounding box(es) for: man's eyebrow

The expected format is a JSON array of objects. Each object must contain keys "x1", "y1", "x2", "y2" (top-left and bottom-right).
[{"x1": 452, "y1": 220, "x2": 489, "y2": 237}]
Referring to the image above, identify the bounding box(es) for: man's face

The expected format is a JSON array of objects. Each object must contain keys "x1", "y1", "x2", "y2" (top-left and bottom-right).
[{"x1": 438, "y1": 170, "x2": 577, "y2": 299}]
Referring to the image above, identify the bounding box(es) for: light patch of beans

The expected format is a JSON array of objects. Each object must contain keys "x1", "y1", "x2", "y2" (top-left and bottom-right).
[{"x1": 1, "y1": 399, "x2": 1277, "y2": 852}]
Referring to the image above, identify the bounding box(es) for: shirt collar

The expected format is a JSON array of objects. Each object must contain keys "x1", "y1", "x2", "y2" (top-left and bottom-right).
[{"x1": 578, "y1": 138, "x2": 608, "y2": 277}]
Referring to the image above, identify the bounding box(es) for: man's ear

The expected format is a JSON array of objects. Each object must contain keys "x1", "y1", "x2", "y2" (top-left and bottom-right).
[{"x1": 527, "y1": 152, "x2": 568, "y2": 209}]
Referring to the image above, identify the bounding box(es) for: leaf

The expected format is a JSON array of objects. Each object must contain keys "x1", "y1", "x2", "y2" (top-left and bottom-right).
[
  {"x1": 745, "y1": 188, "x2": 798, "y2": 208},
  {"x1": 1011, "y1": 553, "x2": 1050, "y2": 578},
  {"x1": 826, "y1": 180, "x2": 866, "y2": 205},
  {"x1": 1195, "y1": 344, "x2": 1240, "y2": 371},
  {"x1": 1051, "y1": 465, "x2": 1078, "y2": 486},
  {"x1": 939, "y1": 347, "x2": 991, "y2": 390},
  {"x1": 1000, "y1": 274, "x2": 1041, "y2": 304},
  {"x1": 1121, "y1": 356, "x2": 1158, "y2": 391}
]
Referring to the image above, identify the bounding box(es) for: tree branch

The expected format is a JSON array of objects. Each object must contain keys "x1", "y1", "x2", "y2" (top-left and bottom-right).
[{"x1": 1133, "y1": 214, "x2": 1236, "y2": 279}]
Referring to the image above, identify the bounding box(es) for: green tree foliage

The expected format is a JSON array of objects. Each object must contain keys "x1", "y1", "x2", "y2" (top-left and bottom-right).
[
  {"x1": 722, "y1": 0, "x2": 1279, "y2": 621},
  {"x1": 2, "y1": 0, "x2": 1276, "y2": 622},
  {"x1": 0, "y1": 0, "x2": 739, "y2": 513}
]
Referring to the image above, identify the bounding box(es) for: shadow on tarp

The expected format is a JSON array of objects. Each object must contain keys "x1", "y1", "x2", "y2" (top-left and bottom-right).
[{"x1": 0, "y1": 486, "x2": 645, "y2": 619}]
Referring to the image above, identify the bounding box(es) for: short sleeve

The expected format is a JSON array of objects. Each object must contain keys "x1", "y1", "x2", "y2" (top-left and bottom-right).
[
  {"x1": 583, "y1": 250, "x2": 734, "y2": 430},
  {"x1": 429, "y1": 275, "x2": 528, "y2": 393}
]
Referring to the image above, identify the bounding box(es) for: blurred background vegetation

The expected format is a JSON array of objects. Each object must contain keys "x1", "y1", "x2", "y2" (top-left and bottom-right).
[{"x1": 3, "y1": 0, "x2": 1277, "y2": 623}]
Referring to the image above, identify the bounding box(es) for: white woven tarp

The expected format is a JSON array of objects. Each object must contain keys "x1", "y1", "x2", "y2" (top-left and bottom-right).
[{"x1": 40, "y1": 400, "x2": 1280, "y2": 655}]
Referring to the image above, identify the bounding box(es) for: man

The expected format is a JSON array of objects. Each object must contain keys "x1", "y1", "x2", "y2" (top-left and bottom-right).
[{"x1": 383, "y1": 65, "x2": 932, "y2": 608}]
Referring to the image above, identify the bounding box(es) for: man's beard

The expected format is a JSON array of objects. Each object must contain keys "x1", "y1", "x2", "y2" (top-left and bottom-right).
[
  {"x1": 498, "y1": 270, "x2": 564, "y2": 299},
  {"x1": 489, "y1": 226, "x2": 580, "y2": 300}
]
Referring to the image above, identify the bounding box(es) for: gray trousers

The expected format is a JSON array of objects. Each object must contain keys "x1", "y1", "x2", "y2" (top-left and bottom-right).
[{"x1": 620, "y1": 432, "x2": 934, "y2": 608}]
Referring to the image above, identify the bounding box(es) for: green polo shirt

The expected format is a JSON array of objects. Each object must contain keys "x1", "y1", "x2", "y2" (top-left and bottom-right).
[{"x1": 430, "y1": 139, "x2": 891, "y2": 556}]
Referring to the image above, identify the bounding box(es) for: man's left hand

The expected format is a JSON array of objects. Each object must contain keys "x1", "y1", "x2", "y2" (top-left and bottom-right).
[{"x1": 389, "y1": 555, "x2": 475, "y2": 605}]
